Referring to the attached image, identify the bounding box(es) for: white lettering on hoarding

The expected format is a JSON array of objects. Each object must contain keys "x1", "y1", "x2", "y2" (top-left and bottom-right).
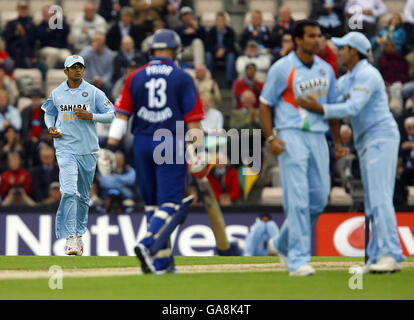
[
  {"x1": 333, "y1": 216, "x2": 365, "y2": 256},
  {"x1": 226, "y1": 225, "x2": 249, "y2": 248},
  {"x1": 398, "y1": 227, "x2": 414, "y2": 255},
  {"x1": 90, "y1": 216, "x2": 119, "y2": 256},
  {"x1": 178, "y1": 225, "x2": 216, "y2": 256},
  {"x1": 5, "y1": 215, "x2": 52, "y2": 255}
]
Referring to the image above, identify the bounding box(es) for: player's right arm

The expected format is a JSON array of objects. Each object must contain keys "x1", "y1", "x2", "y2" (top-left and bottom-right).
[
  {"x1": 41, "y1": 93, "x2": 63, "y2": 138},
  {"x1": 259, "y1": 62, "x2": 288, "y2": 156}
]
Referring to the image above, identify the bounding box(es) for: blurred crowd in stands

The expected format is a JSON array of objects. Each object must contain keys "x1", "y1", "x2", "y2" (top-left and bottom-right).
[{"x1": 1, "y1": 0, "x2": 414, "y2": 211}]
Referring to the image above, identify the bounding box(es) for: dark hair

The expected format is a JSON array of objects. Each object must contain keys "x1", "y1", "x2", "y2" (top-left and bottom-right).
[
  {"x1": 292, "y1": 19, "x2": 320, "y2": 41},
  {"x1": 356, "y1": 51, "x2": 367, "y2": 61},
  {"x1": 245, "y1": 62, "x2": 257, "y2": 70}
]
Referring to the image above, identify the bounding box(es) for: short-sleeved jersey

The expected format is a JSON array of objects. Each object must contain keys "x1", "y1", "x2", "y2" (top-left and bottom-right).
[
  {"x1": 260, "y1": 51, "x2": 337, "y2": 132},
  {"x1": 322, "y1": 59, "x2": 399, "y2": 149},
  {"x1": 115, "y1": 57, "x2": 204, "y2": 135},
  {"x1": 41, "y1": 79, "x2": 114, "y2": 155}
]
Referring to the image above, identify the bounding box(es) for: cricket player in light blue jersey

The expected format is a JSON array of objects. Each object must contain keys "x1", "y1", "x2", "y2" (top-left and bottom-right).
[
  {"x1": 260, "y1": 20, "x2": 346, "y2": 276},
  {"x1": 41, "y1": 55, "x2": 115, "y2": 255},
  {"x1": 297, "y1": 32, "x2": 406, "y2": 273}
]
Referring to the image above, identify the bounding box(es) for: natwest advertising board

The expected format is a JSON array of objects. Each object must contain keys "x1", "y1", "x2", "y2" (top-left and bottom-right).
[{"x1": 316, "y1": 212, "x2": 414, "y2": 256}]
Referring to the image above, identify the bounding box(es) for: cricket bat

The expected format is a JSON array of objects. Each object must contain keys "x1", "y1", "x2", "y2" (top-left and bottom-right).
[{"x1": 196, "y1": 176, "x2": 231, "y2": 252}]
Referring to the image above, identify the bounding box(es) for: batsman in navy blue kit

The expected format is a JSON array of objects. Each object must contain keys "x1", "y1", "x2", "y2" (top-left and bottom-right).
[{"x1": 101, "y1": 29, "x2": 204, "y2": 274}]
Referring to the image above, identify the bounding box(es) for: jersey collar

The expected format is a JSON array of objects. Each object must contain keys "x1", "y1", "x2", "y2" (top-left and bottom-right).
[
  {"x1": 63, "y1": 79, "x2": 86, "y2": 91},
  {"x1": 290, "y1": 51, "x2": 320, "y2": 69},
  {"x1": 149, "y1": 57, "x2": 175, "y2": 66},
  {"x1": 349, "y1": 59, "x2": 367, "y2": 79}
]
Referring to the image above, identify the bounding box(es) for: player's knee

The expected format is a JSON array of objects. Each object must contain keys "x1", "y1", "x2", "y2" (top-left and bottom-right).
[{"x1": 61, "y1": 190, "x2": 78, "y2": 199}]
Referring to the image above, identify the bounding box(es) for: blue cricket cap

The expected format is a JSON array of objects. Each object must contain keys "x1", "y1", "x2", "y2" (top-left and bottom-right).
[
  {"x1": 64, "y1": 55, "x2": 85, "y2": 68},
  {"x1": 332, "y1": 32, "x2": 371, "y2": 56}
]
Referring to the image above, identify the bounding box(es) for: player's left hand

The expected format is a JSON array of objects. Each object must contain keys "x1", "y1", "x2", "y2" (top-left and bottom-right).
[
  {"x1": 74, "y1": 108, "x2": 93, "y2": 120},
  {"x1": 296, "y1": 95, "x2": 324, "y2": 114}
]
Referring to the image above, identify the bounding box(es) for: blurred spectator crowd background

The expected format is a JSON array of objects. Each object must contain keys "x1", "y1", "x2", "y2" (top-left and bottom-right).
[{"x1": 0, "y1": 0, "x2": 414, "y2": 211}]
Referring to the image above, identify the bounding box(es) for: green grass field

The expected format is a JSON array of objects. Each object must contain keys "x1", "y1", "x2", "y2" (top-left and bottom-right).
[{"x1": 0, "y1": 256, "x2": 413, "y2": 300}]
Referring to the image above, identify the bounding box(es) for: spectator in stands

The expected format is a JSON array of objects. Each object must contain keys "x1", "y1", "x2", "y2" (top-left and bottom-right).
[
  {"x1": 270, "y1": 5, "x2": 295, "y2": 50},
  {"x1": 405, "y1": 0, "x2": 414, "y2": 52},
  {"x1": 371, "y1": 13, "x2": 406, "y2": 62},
  {"x1": 317, "y1": 33, "x2": 338, "y2": 77},
  {"x1": 89, "y1": 182, "x2": 104, "y2": 208},
  {"x1": 310, "y1": 0, "x2": 346, "y2": 37},
  {"x1": 3, "y1": 1, "x2": 36, "y2": 68},
  {"x1": 99, "y1": 150, "x2": 137, "y2": 202},
  {"x1": 207, "y1": 152, "x2": 241, "y2": 205},
  {"x1": 233, "y1": 63, "x2": 264, "y2": 109},
  {"x1": 345, "y1": 0, "x2": 387, "y2": 38},
  {"x1": 272, "y1": 32, "x2": 294, "y2": 63},
  {"x1": 30, "y1": 145, "x2": 59, "y2": 202},
  {"x1": 235, "y1": 40, "x2": 271, "y2": 81},
  {"x1": 36, "y1": 5, "x2": 71, "y2": 69},
  {"x1": 141, "y1": 19, "x2": 166, "y2": 55},
  {"x1": 38, "y1": 181, "x2": 61, "y2": 207},
  {"x1": 378, "y1": 39, "x2": 409, "y2": 85},
  {"x1": 0, "y1": 151, "x2": 32, "y2": 200},
  {"x1": 395, "y1": 157, "x2": 408, "y2": 205},
  {"x1": 112, "y1": 60, "x2": 139, "y2": 101},
  {"x1": 192, "y1": 64, "x2": 221, "y2": 108},
  {"x1": 200, "y1": 92, "x2": 223, "y2": 133},
  {"x1": 0, "y1": 38, "x2": 15, "y2": 76},
  {"x1": 106, "y1": 6, "x2": 143, "y2": 52},
  {"x1": 0, "y1": 67, "x2": 18, "y2": 106},
  {"x1": 1, "y1": 184, "x2": 36, "y2": 206},
  {"x1": 230, "y1": 90, "x2": 261, "y2": 130},
  {"x1": 0, "y1": 90, "x2": 22, "y2": 133},
  {"x1": 205, "y1": 11, "x2": 238, "y2": 88},
  {"x1": 130, "y1": 0, "x2": 166, "y2": 36},
  {"x1": 175, "y1": 6, "x2": 206, "y2": 67},
  {"x1": 112, "y1": 35, "x2": 146, "y2": 83},
  {"x1": 70, "y1": 2, "x2": 108, "y2": 53},
  {"x1": 98, "y1": 0, "x2": 130, "y2": 23},
  {"x1": 164, "y1": 0, "x2": 194, "y2": 29},
  {"x1": 0, "y1": 125, "x2": 24, "y2": 172},
  {"x1": 400, "y1": 116, "x2": 414, "y2": 185},
  {"x1": 340, "y1": 124, "x2": 356, "y2": 155},
  {"x1": 20, "y1": 88, "x2": 46, "y2": 143},
  {"x1": 240, "y1": 10, "x2": 272, "y2": 53},
  {"x1": 80, "y1": 32, "x2": 115, "y2": 97}
]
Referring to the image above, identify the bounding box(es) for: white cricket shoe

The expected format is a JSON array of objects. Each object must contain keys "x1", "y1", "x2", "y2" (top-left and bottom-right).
[
  {"x1": 268, "y1": 239, "x2": 289, "y2": 271},
  {"x1": 289, "y1": 264, "x2": 315, "y2": 276},
  {"x1": 76, "y1": 235, "x2": 84, "y2": 256},
  {"x1": 65, "y1": 235, "x2": 79, "y2": 256},
  {"x1": 368, "y1": 255, "x2": 402, "y2": 274}
]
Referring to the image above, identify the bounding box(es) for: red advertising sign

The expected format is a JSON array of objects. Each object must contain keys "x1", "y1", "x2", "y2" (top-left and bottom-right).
[{"x1": 316, "y1": 213, "x2": 414, "y2": 256}]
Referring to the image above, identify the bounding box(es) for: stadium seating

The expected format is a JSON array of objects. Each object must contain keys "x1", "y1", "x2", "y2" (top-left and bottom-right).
[
  {"x1": 14, "y1": 68, "x2": 43, "y2": 89},
  {"x1": 329, "y1": 187, "x2": 353, "y2": 206},
  {"x1": 17, "y1": 97, "x2": 32, "y2": 112},
  {"x1": 46, "y1": 69, "x2": 67, "y2": 97},
  {"x1": 407, "y1": 187, "x2": 414, "y2": 206},
  {"x1": 261, "y1": 187, "x2": 283, "y2": 205},
  {"x1": 244, "y1": 0, "x2": 277, "y2": 28},
  {"x1": 195, "y1": 0, "x2": 224, "y2": 28}
]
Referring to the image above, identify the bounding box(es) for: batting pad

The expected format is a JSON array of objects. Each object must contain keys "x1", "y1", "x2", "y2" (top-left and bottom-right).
[{"x1": 149, "y1": 195, "x2": 194, "y2": 255}]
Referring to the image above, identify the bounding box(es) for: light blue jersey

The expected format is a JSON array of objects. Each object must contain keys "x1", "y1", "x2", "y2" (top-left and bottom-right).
[
  {"x1": 321, "y1": 59, "x2": 405, "y2": 265},
  {"x1": 260, "y1": 51, "x2": 337, "y2": 132},
  {"x1": 41, "y1": 79, "x2": 115, "y2": 155},
  {"x1": 322, "y1": 59, "x2": 399, "y2": 150}
]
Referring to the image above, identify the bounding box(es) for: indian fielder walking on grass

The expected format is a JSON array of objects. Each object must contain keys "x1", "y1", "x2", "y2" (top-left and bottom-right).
[{"x1": 41, "y1": 55, "x2": 115, "y2": 255}]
